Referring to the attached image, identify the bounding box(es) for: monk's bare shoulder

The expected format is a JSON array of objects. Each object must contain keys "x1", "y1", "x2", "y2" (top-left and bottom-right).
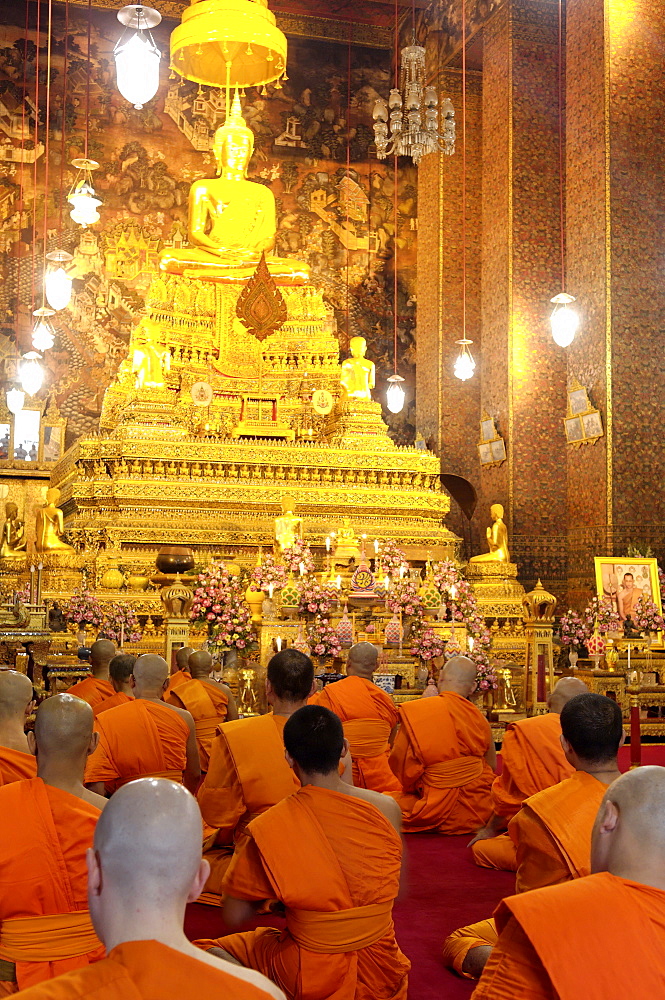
[
  {"x1": 83, "y1": 787, "x2": 108, "y2": 810},
  {"x1": 342, "y1": 784, "x2": 402, "y2": 834},
  {"x1": 187, "y1": 943, "x2": 284, "y2": 998}
]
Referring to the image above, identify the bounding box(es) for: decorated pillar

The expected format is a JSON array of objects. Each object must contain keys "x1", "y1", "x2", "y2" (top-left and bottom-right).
[
  {"x1": 522, "y1": 578, "x2": 557, "y2": 714},
  {"x1": 160, "y1": 579, "x2": 194, "y2": 669}
]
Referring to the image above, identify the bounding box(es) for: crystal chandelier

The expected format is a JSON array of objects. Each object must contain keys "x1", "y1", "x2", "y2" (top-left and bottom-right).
[{"x1": 373, "y1": 44, "x2": 455, "y2": 166}]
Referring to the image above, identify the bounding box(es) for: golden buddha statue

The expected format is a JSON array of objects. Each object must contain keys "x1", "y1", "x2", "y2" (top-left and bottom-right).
[
  {"x1": 35, "y1": 487, "x2": 75, "y2": 554},
  {"x1": 0, "y1": 502, "x2": 26, "y2": 558},
  {"x1": 333, "y1": 518, "x2": 362, "y2": 565},
  {"x1": 159, "y1": 93, "x2": 309, "y2": 286},
  {"x1": 275, "y1": 497, "x2": 302, "y2": 552},
  {"x1": 340, "y1": 337, "x2": 375, "y2": 401},
  {"x1": 131, "y1": 317, "x2": 171, "y2": 389},
  {"x1": 469, "y1": 503, "x2": 510, "y2": 564}
]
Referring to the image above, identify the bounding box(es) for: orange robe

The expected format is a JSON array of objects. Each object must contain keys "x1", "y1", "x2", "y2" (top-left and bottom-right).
[
  {"x1": 166, "y1": 678, "x2": 229, "y2": 771},
  {"x1": 0, "y1": 745, "x2": 37, "y2": 785},
  {"x1": 197, "y1": 786, "x2": 410, "y2": 1000},
  {"x1": 0, "y1": 777, "x2": 103, "y2": 992},
  {"x1": 85, "y1": 699, "x2": 189, "y2": 795},
  {"x1": 165, "y1": 668, "x2": 191, "y2": 698},
  {"x1": 472, "y1": 874, "x2": 665, "y2": 999},
  {"x1": 443, "y1": 769, "x2": 612, "y2": 976},
  {"x1": 66, "y1": 677, "x2": 114, "y2": 711},
  {"x1": 313, "y1": 677, "x2": 401, "y2": 794},
  {"x1": 11, "y1": 940, "x2": 285, "y2": 999},
  {"x1": 92, "y1": 692, "x2": 133, "y2": 718},
  {"x1": 197, "y1": 714, "x2": 299, "y2": 901},
  {"x1": 389, "y1": 691, "x2": 494, "y2": 833},
  {"x1": 472, "y1": 712, "x2": 574, "y2": 871}
]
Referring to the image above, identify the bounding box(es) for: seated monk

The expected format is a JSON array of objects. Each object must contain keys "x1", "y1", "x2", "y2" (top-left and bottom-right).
[
  {"x1": 159, "y1": 93, "x2": 308, "y2": 287},
  {"x1": 166, "y1": 650, "x2": 238, "y2": 772},
  {"x1": 444, "y1": 692, "x2": 623, "y2": 981},
  {"x1": 197, "y1": 650, "x2": 314, "y2": 902},
  {"x1": 472, "y1": 766, "x2": 665, "y2": 999},
  {"x1": 468, "y1": 677, "x2": 588, "y2": 871},
  {"x1": 93, "y1": 655, "x2": 136, "y2": 718},
  {"x1": 0, "y1": 670, "x2": 37, "y2": 784},
  {"x1": 164, "y1": 645, "x2": 194, "y2": 700},
  {"x1": 67, "y1": 640, "x2": 116, "y2": 711},
  {"x1": 389, "y1": 656, "x2": 495, "y2": 834},
  {"x1": 85, "y1": 655, "x2": 200, "y2": 796},
  {"x1": 195, "y1": 705, "x2": 411, "y2": 1000},
  {"x1": 15, "y1": 778, "x2": 285, "y2": 1000},
  {"x1": 312, "y1": 641, "x2": 401, "y2": 794},
  {"x1": 0, "y1": 695, "x2": 107, "y2": 993}
]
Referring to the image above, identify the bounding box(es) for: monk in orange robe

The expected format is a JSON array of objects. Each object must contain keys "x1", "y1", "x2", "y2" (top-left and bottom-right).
[
  {"x1": 15, "y1": 778, "x2": 285, "y2": 1000},
  {"x1": 313, "y1": 641, "x2": 401, "y2": 794},
  {"x1": 197, "y1": 649, "x2": 315, "y2": 902},
  {"x1": 85, "y1": 654, "x2": 200, "y2": 796},
  {"x1": 472, "y1": 766, "x2": 665, "y2": 999},
  {"x1": 390, "y1": 656, "x2": 495, "y2": 833},
  {"x1": 93, "y1": 654, "x2": 135, "y2": 718},
  {"x1": 0, "y1": 694, "x2": 107, "y2": 994},
  {"x1": 164, "y1": 644, "x2": 194, "y2": 699},
  {"x1": 67, "y1": 640, "x2": 115, "y2": 711},
  {"x1": 196, "y1": 705, "x2": 410, "y2": 1000},
  {"x1": 0, "y1": 670, "x2": 37, "y2": 784},
  {"x1": 167, "y1": 650, "x2": 238, "y2": 771},
  {"x1": 444, "y1": 692, "x2": 624, "y2": 981},
  {"x1": 469, "y1": 677, "x2": 587, "y2": 871}
]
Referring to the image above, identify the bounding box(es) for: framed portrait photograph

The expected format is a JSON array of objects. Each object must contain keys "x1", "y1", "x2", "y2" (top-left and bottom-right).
[
  {"x1": 582, "y1": 411, "x2": 603, "y2": 440},
  {"x1": 491, "y1": 438, "x2": 507, "y2": 462},
  {"x1": 569, "y1": 387, "x2": 589, "y2": 415},
  {"x1": 594, "y1": 557, "x2": 663, "y2": 648},
  {"x1": 478, "y1": 442, "x2": 493, "y2": 464},
  {"x1": 564, "y1": 415, "x2": 584, "y2": 443},
  {"x1": 481, "y1": 418, "x2": 495, "y2": 443}
]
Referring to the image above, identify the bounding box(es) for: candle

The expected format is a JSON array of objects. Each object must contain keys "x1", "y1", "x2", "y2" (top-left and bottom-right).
[
  {"x1": 374, "y1": 539, "x2": 379, "y2": 554},
  {"x1": 336, "y1": 575, "x2": 341, "y2": 590},
  {"x1": 383, "y1": 575, "x2": 390, "y2": 591},
  {"x1": 468, "y1": 635, "x2": 474, "y2": 652},
  {"x1": 399, "y1": 566, "x2": 405, "y2": 579},
  {"x1": 29, "y1": 565, "x2": 35, "y2": 604},
  {"x1": 450, "y1": 584, "x2": 457, "y2": 600},
  {"x1": 268, "y1": 583, "x2": 274, "y2": 599},
  {"x1": 37, "y1": 562, "x2": 43, "y2": 604},
  {"x1": 276, "y1": 636, "x2": 282, "y2": 651},
  {"x1": 325, "y1": 536, "x2": 331, "y2": 553},
  {"x1": 120, "y1": 623, "x2": 124, "y2": 649},
  {"x1": 299, "y1": 561, "x2": 305, "y2": 577}
]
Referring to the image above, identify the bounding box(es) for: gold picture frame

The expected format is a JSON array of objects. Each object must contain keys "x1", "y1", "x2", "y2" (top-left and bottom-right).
[
  {"x1": 478, "y1": 412, "x2": 506, "y2": 468},
  {"x1": 564, "y1": 379, "x2": 604, "y2": 447},
  {"x1": 594, "y1": 556, "x2": 663, "y2": 648}
]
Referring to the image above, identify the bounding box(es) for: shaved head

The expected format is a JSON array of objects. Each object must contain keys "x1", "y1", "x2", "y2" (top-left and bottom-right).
[
  {"x1": 592, "y1": 767, "x2": 665, "y2": 888},
  {"x1": 439, "y1": 656, "x2": 477, "y2": 698},
  {"x1": 91, "y1": 639, "x2": 115, "y2": 675},
  {"x1": 188, "y1": 650, "x2": 213, "y2": 677},
  {"x1": 175, "y1": 646, "x2": 194, "y2": 671},
  {"x1": 34, "y1": 694, "x2": 94, "y2": 759},
  {"x1": 91, "y1": 778, "x2": 204, "y2": 903},
  {"x1": 346, "y1": 642, "x2": 379, "y2": 677},
  {"x1": 0, "y1": 670, "x2": 33, "y2": 719},
  {"x1": 132, "y1": 655, "x2": 169, "y2": 695},
  {"x1": 548, "y1": 677, "x2": 589, "y2": 714}
]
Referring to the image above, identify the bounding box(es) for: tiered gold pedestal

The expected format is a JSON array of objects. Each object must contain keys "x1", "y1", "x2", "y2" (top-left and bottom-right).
[{"x1": 467, "y1": 561, "x2": 528, "y2": 710}]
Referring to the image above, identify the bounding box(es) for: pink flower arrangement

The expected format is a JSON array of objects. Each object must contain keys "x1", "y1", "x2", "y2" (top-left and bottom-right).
[
  {"x1": 102, "y1": 604, "x2": 142, "y2": 645},
  {"x1": 411, "y1": 625, "x2": 446, "y2": 661},
  {"x1": 298, "y1": 580, "x2": 332, "y2": 616},
  {"x1": 559, "y1": 609, "x2": 590, "y2": 647},
  {"x1": 633, "y1": 597, "x2": 665, "y2": 634},
  {"x1": 282, "y1": 538, "x2": 315, "y2": 575},
  {"x1": 377, "y1": 541, "x2": 409, "y2": 578},
  {"x1": 307, "y1": 616, "x2": 342, "y2": 658},
  {"x1": 385, "y1": 579, "x2": 424, "y2": 618},
  {"x1": 65, "y1": 590, "x2": 104, "y2": 628},
  {"x1": 248, "y1": 554, "x2": 287, "y2": 593},
  {"x1": 190, "y1": 561, "x2": 256, "y2": 651},
  {"x1": 474, "y1": 653, "x2": 498, "y2": 691},
  {"x1": 583, "y1": 596, "x2": 621, "y2": 634}
]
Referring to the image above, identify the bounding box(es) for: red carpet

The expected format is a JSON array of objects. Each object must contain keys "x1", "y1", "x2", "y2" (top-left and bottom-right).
[{"x1": 185, "y1": 745, "x2": 665, "y2": 998}]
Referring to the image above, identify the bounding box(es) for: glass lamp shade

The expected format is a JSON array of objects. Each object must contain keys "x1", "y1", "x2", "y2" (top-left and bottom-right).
[
  {"x1": 32, "y1": 307, "x2": 56, "y2": 352},
  {"x1": 69, "y1": 191, "x2": 102, "y2": 227},
  {"x1": 6, "y1": 387, "x2": 25, "y2": 414},
  {"x1": 45, "y1": 266, "x2": 73, "y2": 311},
  {"x1": 550, "y1": 296, "x2": 579, "y2": 348},
  {"x1": 19, "y1": 353, "x2": 44, "y2": 396},
  {"x1": 453, "y1": 339, "x2": 476, "y2": 382},
  {"x1": 114, "y1": 30, "x2": 161, "y2": 109},
  {"x1": 386, "y1": 375, "x2": 406, "y2": 414}
]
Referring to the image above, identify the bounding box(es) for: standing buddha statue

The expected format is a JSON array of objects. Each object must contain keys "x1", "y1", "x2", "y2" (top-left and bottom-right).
[
  {"x1": 159, "y1": 93, "x2": 309, "y2": 286},
  {"x1": 131, "y1": 316, "x2": 171, "y2": 389},
  {"x1": 275, "y1": 498, "x2": 302, "y2": 553}
]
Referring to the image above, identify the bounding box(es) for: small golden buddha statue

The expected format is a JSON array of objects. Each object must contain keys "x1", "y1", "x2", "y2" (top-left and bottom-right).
[
  {"x1": 35, "y1": 487, "x2": 75, "y2": 554},
  {"x1": 340, "y1": 336, "x2": 375, "y2": 401},
  {"x1": 275, "y1": 497, "x2": 302, "y2": 552},
  {"x1": 469, "y1": 503, "x2": 510, "y2": 564},
  {"x1": 131, "y1": 317, "x2": 171, "y2": 389},
  {"x1": 159, "y1": 93, "x2": 309, "y2": 286},
  {"x1": 333, "y1": 518, "x2": 362, "y2": 565},
  {"x1": 0, "y1": 502, "x2": 26, "y2": 558}
]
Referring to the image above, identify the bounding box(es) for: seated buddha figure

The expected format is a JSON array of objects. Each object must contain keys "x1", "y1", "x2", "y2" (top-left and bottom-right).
[
  {"x1": 159, "y1": 93, "x2": 309, "y2": 286},
  {"x1": 469, "y1": 503, "x2": 510, "y2": 564},
  {"x1": 340, "y1": 336, "x2": 375, "y2": 401}
]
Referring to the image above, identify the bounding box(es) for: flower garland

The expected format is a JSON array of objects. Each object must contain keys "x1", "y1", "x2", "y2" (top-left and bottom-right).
[
  {"x1": 431, "y1": 561, "x2": 492, "y2": 667},
  {"x1": 633, "y1": 596, "x2": 665, "y2": 634},
  {"x1": 474, "y1": 653, "x2": 498, "y2": 691},
  {"x1": 298, "y1": 579, "x2": 332, "y2": 616},
  {"x1": 377, "y1": 540, "x2": 409, "y2": 578},
  {"x1": 307, "y1": 616, "x2": 342, "y2": 658},
  {"x1": 190, "y1": 561, "x2": 256, "y2": 651},
  {"x1": 102, "y1": 604, "x2": 142, "y2": 645},
  {"x1": 281, "y1": 538, "x2": 315, "y2": 575},
  {"x1": 65, "y1": 590, "x2": 104, "y2": 628},
  {"x1": 248, "y1": 554, "x2": 287, "y2": 593}
]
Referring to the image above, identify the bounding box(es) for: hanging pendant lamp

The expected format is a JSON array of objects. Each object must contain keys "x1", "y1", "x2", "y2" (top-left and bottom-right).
[
  {"x1": 44, "y1": 250, "x2": 73, "y2": 311},
  {"x1": 6, "y1": 387, "x2": 25, "y2": 415},
  {"x1": 114, "y1": 5, "x2": 162, "y2": 110},
  {"x1": 19, "y1": 353, "x2": 45, "y2": 396},
  {"x1": 32, "y1": 307, "x2": 56, "y2": 352},
  {"x1": 68, "y1": 158, "x2": 102, "y2": 228}
]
